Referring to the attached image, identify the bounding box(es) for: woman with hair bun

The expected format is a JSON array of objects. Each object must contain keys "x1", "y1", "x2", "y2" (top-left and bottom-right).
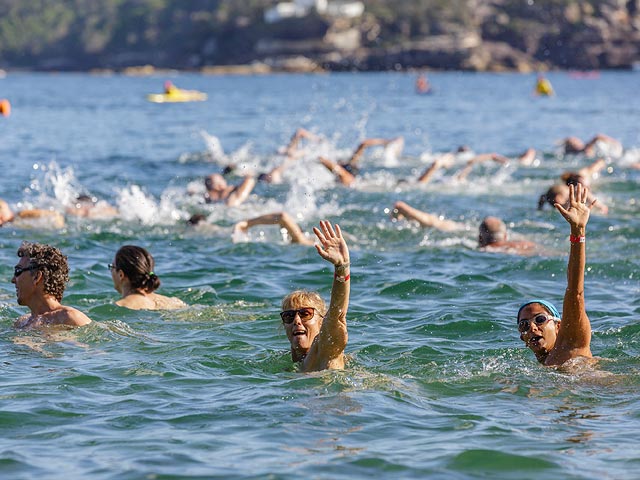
[{"x1": 109, "y1": 245, "x2": 186, "y2": 310}]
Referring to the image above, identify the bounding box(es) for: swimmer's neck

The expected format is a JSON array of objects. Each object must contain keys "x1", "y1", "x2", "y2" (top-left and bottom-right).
[{"x1": 26, "y1": 296, "x2": 64, "y2": 317}]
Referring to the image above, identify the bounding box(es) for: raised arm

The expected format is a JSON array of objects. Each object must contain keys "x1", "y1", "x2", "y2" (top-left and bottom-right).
[
  {"x1": 549, "y1": 183, "x2": 594, "y2": 363},
  {"x1": 311, "y1": 220, "x2": 350, "y2": 366},
  {"x1": 348, "y1": 137, "x2": 399, "y2": 166},
  {"x1": 319, "y1": 157, "x2": 356, "y2": 186},
  {"x1": 233, "y1": 212, "x2": 314, "y2": 245},
  {"x1": 393, "y1": 201, "x2": 464, "y2": 232},
  {"x1": 226, "y1": 176, "x2": 256, "y2": 207},
  {"x1": 285, "y1": 128, "x2": 320, "y2": 157}
]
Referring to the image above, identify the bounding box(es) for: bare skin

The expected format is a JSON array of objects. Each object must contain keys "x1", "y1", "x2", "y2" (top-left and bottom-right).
[
  {"x1": 392, "y1": 202, "x2": 538, "y2": 255},
  {"x1": 12, "y1": 256, "x2": 91, "y2": 329},
  {"x1": 110, "y1": 264, "x2": 186, "y2": 311},
  {"x1": 283, "y1": 221, "x2": 350, "y2": 372},
  {"x1": 233, "y1": 212, "x2": 315, "y2": 245},
  {"x1": 320, "y1": 137, "x2": 403, "y2": 186},
  {"x1": 518, "y1": 183, "x2": 595, "y2": 365},
  {"x1": 205, "y1": 173, "x2": 256, "y2": 207}
]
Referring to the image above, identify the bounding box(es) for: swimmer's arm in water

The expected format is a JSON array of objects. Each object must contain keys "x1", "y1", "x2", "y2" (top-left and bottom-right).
[
  {"x1": 549, "y1": 183, "x2": 594, "y2": 364},
  {"x1": 392, "y1": 201, "x2": 463, "y2": 232},
  {"x1": 416, "y1": 154, "x2": 453, "y2": 184},
  {"x1": 454, "y1": 153, "x2": 509, "y2": 181},
  {"x1": 285, "y1": 128, "x2": 321, "y2": 157},
  {"x1": 319, "y1": 157, "x2": 356, "y2": 186},
  {"x1": 311, "y1": 221, "x2": 350, "y2": 365},
  {"x1": 226, "y1": 176, "x2": 256, "y2": 207},
  {"x1": 348, "y1": 137, "x2": 402, "y2": 167},
  {"x1": 233, "y1": 212, "x2": 314, "y2": 245}
]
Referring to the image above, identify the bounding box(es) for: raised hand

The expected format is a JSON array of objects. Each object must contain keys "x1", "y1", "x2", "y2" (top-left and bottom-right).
[
  {"x1": 554, "y1": 183, "x2": 596, "y2": 229},
  {"x1": 313, "y1": 220, "x2": 349, "y2": 267}
]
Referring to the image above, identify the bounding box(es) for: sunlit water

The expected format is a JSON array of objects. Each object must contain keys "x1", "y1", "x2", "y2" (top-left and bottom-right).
[{"x1": 1, "y1": 71, "x2": 639, "y2": 479}]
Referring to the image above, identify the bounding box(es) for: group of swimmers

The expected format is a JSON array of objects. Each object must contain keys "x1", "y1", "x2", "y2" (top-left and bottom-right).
[
  {"x1": 5, "y1": 125, "x2": 630, "y2": 371},
  {"x1": 10, "y1": 180, "x2": 595, "y2": 371}
]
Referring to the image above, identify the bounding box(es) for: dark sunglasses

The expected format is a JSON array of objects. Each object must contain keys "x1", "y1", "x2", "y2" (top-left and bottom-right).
[
  {"x1": 14, "y1": 265, "x2": 37, "y2": 277},
  {"x1": 280, "y1": 307, "x2": 315, "y2": 324},
  {"x1": 108, "y1": 263, "x2": 116, "y2": 270},
  {"x1": 518, "y1": 313, "x2": 556, "y2": 332}
]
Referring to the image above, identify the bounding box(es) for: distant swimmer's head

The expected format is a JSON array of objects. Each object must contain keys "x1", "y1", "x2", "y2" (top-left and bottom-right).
[
  {"x1": 112, "y1": 245, "x2": 160, "y2": 294},
  {"x1": 0, "y1": 199, "x2": 15, "y2": 224},
  {"x1": 205, "y1": 173, "x2": 227, "y2": 191},
  {"x1": 478, "y1": 216, "x2": 507, "y2": 247},
  {"x1": 563, "y1": 136, "x2": 585, "y2": 155},
  {"x1": 538, "y1": 184, "x2": 570, "y2": 210},
  {"x1": 76, "y1": 194, "x2": 97, "y2": 205},
  {"x1": 187, "y1": 214, "x2": 207, "y2": 226},
  {"x1": 516, "y1": 300, "x2": 561, "y2": 362},
  {"x1": 281, "y1": 290, "x2": 327, "y2": 361},
  {"x1": 561, "y1": 171, "x2": 589, "y2": 188}
]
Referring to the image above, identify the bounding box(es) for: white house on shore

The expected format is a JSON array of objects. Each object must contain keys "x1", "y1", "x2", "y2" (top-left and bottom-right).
[{"x1": 264, "y1": 0, "x2": 363, "y2": 23}]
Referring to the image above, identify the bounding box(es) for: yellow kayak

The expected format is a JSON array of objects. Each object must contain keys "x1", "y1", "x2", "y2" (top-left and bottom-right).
[{"x1": 147, "y1": 90, "x2": 207, "y2": 103}]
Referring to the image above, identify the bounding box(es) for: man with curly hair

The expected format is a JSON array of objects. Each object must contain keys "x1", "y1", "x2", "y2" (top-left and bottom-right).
[{"x1": 12, "y1": 242, "x2": 92, "y2": 329}]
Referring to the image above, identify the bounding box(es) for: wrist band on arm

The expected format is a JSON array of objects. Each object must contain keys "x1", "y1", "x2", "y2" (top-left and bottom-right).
[
  {"x1": 334, "y1": 271, "x2": 350, "y2": 283},
  {"x1": 570, "y1": 235, "x2": 585, "y2": 244}
]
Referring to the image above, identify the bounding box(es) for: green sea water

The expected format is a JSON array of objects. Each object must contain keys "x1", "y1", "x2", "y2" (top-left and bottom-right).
[{"x1": 0, "y1": 72, "x2": 639, "y2": 479}]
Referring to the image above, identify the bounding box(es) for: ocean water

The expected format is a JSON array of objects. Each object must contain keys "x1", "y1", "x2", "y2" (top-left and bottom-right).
[{"x1": 0, "y1": 71, "x2": 639, "y2": 479}]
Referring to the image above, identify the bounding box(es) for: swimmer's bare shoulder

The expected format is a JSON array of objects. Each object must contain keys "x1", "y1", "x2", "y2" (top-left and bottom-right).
[{"x1": 15, "y1": 306, "x2": 91, "y2": 329}]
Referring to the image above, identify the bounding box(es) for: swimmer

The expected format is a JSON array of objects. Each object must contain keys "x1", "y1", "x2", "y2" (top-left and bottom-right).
[
  {"x1": 223, "y1": 128, "x2": 323, "y2": 184},
  {"x1": 281, "y1": 220, "x2": 350, "y2": 372},
  {"x1": 109, "y1": 245, "x2": 186, "y2": 310},
  {"x1": 539, "y1": 159, "x2": 608, "y2": 214},
  {"x1": 415, "y1": 73, "x2": 432, "y2": 94},
  {"x1": 417, "y1": 150, "x2": 516, "y2": 184},
  {"x1": 233, "y1": 212, "x2": 315, "y2": 245},
  {"x1": 517, "y1": 183, "x2": 595, "y2": 366},
  {"x1": 65, "y1": 194, "x2": 119, "y2": 219},
  {"x1": 0, "y1": 199, "x2": 65, "y2": 229},
  {"x1": 320, "y1": 137, "x2": 404, "y2": 186},
  {"x1": 392, "y1": 201, "x2": 538, "y2": 255},
  {"x1": 12, "y1": 242, "x2": 92, "y2": 329},
  {"x1": 204, "y1": 173, "x2": 256, "y2": 207},
  {"x1": 562, "y1": 133, "x2": 623, "y2": 158}
]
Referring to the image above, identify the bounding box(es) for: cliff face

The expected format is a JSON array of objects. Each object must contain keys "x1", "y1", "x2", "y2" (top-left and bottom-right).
[{"x1": 0, "y1": 0, "x2": 638, "y2": 72}]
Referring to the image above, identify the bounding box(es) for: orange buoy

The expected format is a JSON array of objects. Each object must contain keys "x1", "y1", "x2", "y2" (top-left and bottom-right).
[{"x1": 0, "y1": 99, "x2": 10, "y2": 117}]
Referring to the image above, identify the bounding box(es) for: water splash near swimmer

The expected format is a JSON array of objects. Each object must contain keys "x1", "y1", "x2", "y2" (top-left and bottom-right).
[
  {"x1": 24, "y1": 161, "x2": 82, "y2": 209},
  {"x1": 116, "y1": 185, "x2": 186, "y2": 226},
  {"x1": 199, "y1": 131, "x2": 226, "y2": 162}
]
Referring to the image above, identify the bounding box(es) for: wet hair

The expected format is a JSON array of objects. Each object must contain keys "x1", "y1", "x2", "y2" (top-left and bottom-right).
[
  {"x1": 560, "y1": 172, "x2": 588, "y2": 187},
  {"x1": 187, "y1": 214, "x2": 207, "y2": 226},
  {"x1": 114, "y1": 245, "x2": 160, "y2": 293},
  {"x1": 281, "y1": 290, "x2": 326, "y2": 317},
  {"x1": 478, "y1": 216, "x2": 507, "y2": 247},
  {"x1": 17, "y1": 242, "x2": 69, "y2": 301},
  {"x1": 538, "y1": 184, "x2": 569, "y2": 210}
]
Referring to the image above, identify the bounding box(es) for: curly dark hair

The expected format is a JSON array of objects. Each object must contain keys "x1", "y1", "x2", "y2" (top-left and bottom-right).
[
  {"x1": 114, "y1": 245, "x2": 161, "y2": 293},
  {"x1": 17, "y1": 242, "x2": 69, "y2": 301}
]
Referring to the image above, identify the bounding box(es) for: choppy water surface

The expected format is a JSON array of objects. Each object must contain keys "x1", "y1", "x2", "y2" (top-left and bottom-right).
[{"x1": 1, "y1": 71, "x2": 639, "y2": 479}]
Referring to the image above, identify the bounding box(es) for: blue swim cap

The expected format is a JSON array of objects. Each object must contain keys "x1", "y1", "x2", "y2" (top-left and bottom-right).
[{"x1": 517, "y1": 299, "x2": 560, "y2": 321}]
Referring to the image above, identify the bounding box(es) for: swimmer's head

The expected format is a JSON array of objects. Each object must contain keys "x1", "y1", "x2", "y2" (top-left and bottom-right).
[
  {"x1": 205, "y1": 173, "x2": 227, "y2": 191},
  {"x1": 516, "y1": 299, "x2": 561, "y2": 362},
  {"x1": 538, "y1": 184, "x2": 570, "y2": 210},
  {"x1": 187, "y1": 214, "x2": 207, "y2": 226},
  {"x1": 478, "y1": 216, "x2": 507, "y2": 247}
]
